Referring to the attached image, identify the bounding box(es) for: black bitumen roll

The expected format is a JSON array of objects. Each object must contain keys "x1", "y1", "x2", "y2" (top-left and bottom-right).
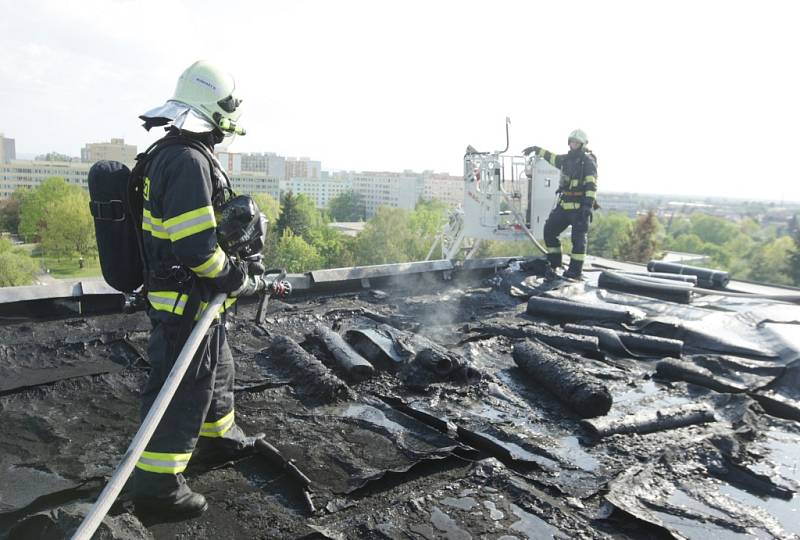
[
  {"x1": 307, "y1": 323, "x2": 376, "y2": 381},
  {"x1": 467, "y1": 320, "x2": 602, "y2": 359},
  {"x1": 647, "y1": 261, "x2": 730, "y2": 289},
  {"x1": 618, "y1": 271, "x2": 699, "y2": 284},
  {"x1": 268, "y1": 335, "x2": 356, "y2": 402},
  {"x1": 655, "y1": 357, "x2": 747, "y2": 393},
  {"x1": 597, "y1": 271, "x2": 693, "y2": 304},
  {"x1": 513, "y1": 339, "x2": 612, "y2": 418},
  {"x1": 564, "y1": 323, "x2": 683, "y2": 358},
  {"x1": 581, "y1": 403, "x2": 716, "y2": 438},
  {"x1": 526, "y1": 296, "x2": 639, "y2": 324}
]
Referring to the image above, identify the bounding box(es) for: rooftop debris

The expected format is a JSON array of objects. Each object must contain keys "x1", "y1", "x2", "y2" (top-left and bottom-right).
[{"x1": 1, "y1": 257, "x2": 799, "y2": 539}]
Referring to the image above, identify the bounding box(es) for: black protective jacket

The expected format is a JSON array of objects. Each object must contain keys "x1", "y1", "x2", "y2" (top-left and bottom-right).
[
  {"x1": 141, "y1": 131, "x2": 241, "y2": 321},
  {"x1": 534, "y1": 147, "x2": 597, "y2": 210}
]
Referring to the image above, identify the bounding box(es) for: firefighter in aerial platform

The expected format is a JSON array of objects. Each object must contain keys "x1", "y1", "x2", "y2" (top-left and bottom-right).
[
  {"x1": 523, "y1": 129, "x2": 597, "y2": 280},
  {"x1": 132, "y1": 60, "x2": 284, "y2": 518}
]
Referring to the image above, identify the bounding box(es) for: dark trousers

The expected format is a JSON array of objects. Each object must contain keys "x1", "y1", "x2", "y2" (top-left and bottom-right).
[
  {"x1": 134, "y1": 317, "x2": 243, "y2": 499},
  {"x1": 543, "y1": 206, "x2": 589, "y2": 270}
]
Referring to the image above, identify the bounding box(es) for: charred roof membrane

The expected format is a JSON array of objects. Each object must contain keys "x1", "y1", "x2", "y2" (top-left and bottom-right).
[{"x1": 1, "y1": 256, "x2": 799, "y2": 538}]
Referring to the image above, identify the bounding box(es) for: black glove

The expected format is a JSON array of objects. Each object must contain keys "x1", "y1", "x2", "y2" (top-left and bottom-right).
[
  {"x1": 522, "y1": 145, "x2": 541, "y2": 156},
  {"x1": 579, "y1": 206, "x2": 593, "y2": 224}
]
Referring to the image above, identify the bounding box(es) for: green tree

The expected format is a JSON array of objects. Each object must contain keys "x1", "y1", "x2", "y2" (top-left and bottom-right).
[
  {"x1": 0, "y1": 190, "x2": 29, "y2": 234},
  {"x1": 328, "y1": 190, "x2": 366, "y2": 222},
  {"x1": 749, "y1": 236, "x2": 793, "y2": 285},
  {"x1": 18, "y1": 177, "x2": 82, "y2": 242},
  {"x1": 616, "y1": 210, "x2": 661, "y2": 263},
  {"x1": 0, "y1": 237, "x2": 39, "y2": 286},
  {"x1": 276, "y1": 192, "x2": 321, "y2": 241},
  {"x1": 40, "y1": 191, "x2": 96, "y2": 260},
  {"x1": 789, "y1": 222, "x2": 800, "y2": 286},
  {"x1": 587, "y1": 212, "x2": 632, "y2": 258},
  {"x1": 407, "y1": 200, "x2": 448, "y2": 260},
  {"x1": 689, "y1": 214, "x2": 739, "y2": 245},
  {"x1": 251, "y1": 192, "x2": 281, "y2": 224},
  {"x1": 273, "y1": 230, "x2": 324, "y2": 272},
  {"x1": 353, "y1": 207, "x2": 416, "y2": 265},
  {"x1": 306, "y1": 224, "x2": 356, "y2": 269}
]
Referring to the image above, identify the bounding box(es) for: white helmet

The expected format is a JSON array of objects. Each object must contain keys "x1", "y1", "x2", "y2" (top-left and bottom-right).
[{"x1": 140, "y1": 60, "x2": 245, "y2": 136}]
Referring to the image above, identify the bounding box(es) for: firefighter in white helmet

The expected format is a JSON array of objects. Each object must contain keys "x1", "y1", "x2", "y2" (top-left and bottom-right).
[
  {"x1": 132, "y1": 60, "x2": 270, "y2": 519},
  {"x1": 523, "y1": 129, "x2": 597, "y2": 280}
]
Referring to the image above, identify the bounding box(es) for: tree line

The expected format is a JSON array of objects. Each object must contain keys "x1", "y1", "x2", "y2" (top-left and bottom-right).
[{"x1": 1, "y1": 178, "x2": 799, "y2": 288}]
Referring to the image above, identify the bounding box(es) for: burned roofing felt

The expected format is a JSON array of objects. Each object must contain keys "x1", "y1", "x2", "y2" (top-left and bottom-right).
[{"x1": 1, "y1": 257, "x2": 800, "y2": 540}]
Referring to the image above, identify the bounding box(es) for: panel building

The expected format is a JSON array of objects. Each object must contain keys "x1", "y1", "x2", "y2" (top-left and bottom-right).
[
  {"x1": 421, "y1": 171, "x2": 464, "y2": 208},
  {"x1": 80, "y1": 138, "x2": 136, "y2": 164},
  {"x1": 1, "y1": 134, "x2": 15, "y2": 163},
  {"x1": 349, "y1": 170, "x2": 424, "y2": 217},
  {"x1": 0, "y1": 160, "x2": 91, "y2": 199},
  {"x1": 282, "y1": 177, "x2": 353, "y2": 209}
]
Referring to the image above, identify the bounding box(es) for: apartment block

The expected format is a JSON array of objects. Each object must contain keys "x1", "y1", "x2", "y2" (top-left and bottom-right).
[
  {"x1": 0, "y1": 160, "x2": 91, "y2": 198},
  {"x1": 421, "y1": 171, "x2": 464, "y2": 208},
  {"x1": 282, "y1": 177, "x2": 353, "y2": 208},
  {"x1": 228, "y1": 172, "x2": 281, "y2": 201},
  {"x1": 1, "y1": 134, "x2": 15, "y2": 163},
  {"x1": 349, "y1": 170, "x2": 424, "y2": 217},
  {"x1": 80, "y1": 138, "x2": 136, "y2": 164}
]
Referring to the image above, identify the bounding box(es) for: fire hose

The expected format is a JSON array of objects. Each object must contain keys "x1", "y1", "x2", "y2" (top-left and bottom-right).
[
  {"x1": 72, "y1": 273, "x2": 291, "y2": 539},
  {"x1": 71, "y1": 291, "x2": 228, "y2": 540}
]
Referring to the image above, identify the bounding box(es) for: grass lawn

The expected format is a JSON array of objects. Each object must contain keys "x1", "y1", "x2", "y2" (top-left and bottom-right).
[{"x1": 41, "y1": 256, "x2": 103, "y2": 279}]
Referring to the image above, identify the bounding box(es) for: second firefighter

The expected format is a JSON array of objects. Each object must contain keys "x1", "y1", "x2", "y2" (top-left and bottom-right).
[{"x1": 523, "y1": 129, "x2": 597, "y2": 279}]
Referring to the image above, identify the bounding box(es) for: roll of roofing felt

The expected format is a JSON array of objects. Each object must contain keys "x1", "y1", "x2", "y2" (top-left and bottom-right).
[
  {"x1": 597, "y1": 271, "x2": 693, "y2": 304},
  {"x1": 618, "y1": 271, "x2": 698, "y2": 285},
  {"x1": 563, "y1": 323, "x2": 683, "y2": 358},
  {"x1": 526, "y1": 296, "x2": 639, "y2": 324},
  {"x1": 647, "y1": 261, "x2": 730, "y2": 289},
  {"x1": 513, "y1": 339, "x2": 612, "y2": 418}
]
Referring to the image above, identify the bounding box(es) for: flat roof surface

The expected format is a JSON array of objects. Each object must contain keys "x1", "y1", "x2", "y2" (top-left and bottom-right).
[{"x1": 0, "y1": 258, "x2": 799, "y2": 539}]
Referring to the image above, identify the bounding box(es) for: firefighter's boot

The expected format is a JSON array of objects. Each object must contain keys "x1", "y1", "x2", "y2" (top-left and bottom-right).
[{"x1": 563, "y1": 259, "x2": 584, "y2": 280}]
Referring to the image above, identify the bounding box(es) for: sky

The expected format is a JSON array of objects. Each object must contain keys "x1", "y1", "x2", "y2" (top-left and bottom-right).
[{"x1": 1, "y1": 0, "x2": 799, "y2": 201}]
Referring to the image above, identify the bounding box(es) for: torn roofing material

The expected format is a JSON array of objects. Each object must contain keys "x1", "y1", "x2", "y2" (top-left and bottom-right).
[{"x1": 1, "y1": 255, "x2": 800, "y2": 539}]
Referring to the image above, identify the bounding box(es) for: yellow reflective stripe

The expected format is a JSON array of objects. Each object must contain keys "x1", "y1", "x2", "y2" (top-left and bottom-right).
[
  {"x1": 147, "y1": 292, "x2": 237, "y2": 318},
  {"x1": 560, "y1": 202, "x2": 580, "y2": 209},
  {"x1": 569, "y1": 179, "x2": 580, "y2": 187},
  {"x1": 190, "y1": 246, "x2": 227, "y2": 278},
  {"x1": 548, "y1": 153, "x2": 558, "y2": 167},
  {"x1": 142, "y1": 209, "x2": 169, "y2": 239},
  {"x1": 194, "y1": 296, "x2": 238, "y2": 320},
  {"x1": 571, "y1": 253, "x2": 586, "y2": 261},
  {"x1": 164, "y1": 206, "x2": 216, "y2": 242},
  {"x1": 584, "y1": 190, "x2": 597, "y2": 198},
  {"x1": 199, "y1": 409, "x2": 235, "y2": 438},
  {"x1": 584, "y1": 175, "x2": 596, "y2": 183},
  {"x1": 547, "y1": 246, "x2": 561, "y2": 253},
  {"x1": 147, "y1": 291, "x2": 188, "y2": 315},
  {"x1": 135, "y1": 451, "x2": 192, "y2": 474}
]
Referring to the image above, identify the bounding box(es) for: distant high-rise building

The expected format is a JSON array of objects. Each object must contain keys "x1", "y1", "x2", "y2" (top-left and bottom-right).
[
  {"x1": 350, "y1": 170, "x2": 424, "y2": 217},
  {"x1": 285, "y1": 157, "x2": 321, "y2": 181},
  {"x1": 281, "y1": 177, "x2": 353, "y2": 209},
  {"x1": 80, "y1": 138, "x2": 136, "y2": 164},
  {"x1": 0, "y1": 160, "x2": 91, "y2": 199},
  {"x1": 421, "y1": 171, "x2": 464, "y2": 208},
  {"x1": 0, "y1": 134, "x2": 15, "y2": 163}
]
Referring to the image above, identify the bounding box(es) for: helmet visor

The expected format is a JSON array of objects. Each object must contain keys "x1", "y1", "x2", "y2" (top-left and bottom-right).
[{"x1": 217, "y1": 94, "x2": 242, "y2": 114}]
